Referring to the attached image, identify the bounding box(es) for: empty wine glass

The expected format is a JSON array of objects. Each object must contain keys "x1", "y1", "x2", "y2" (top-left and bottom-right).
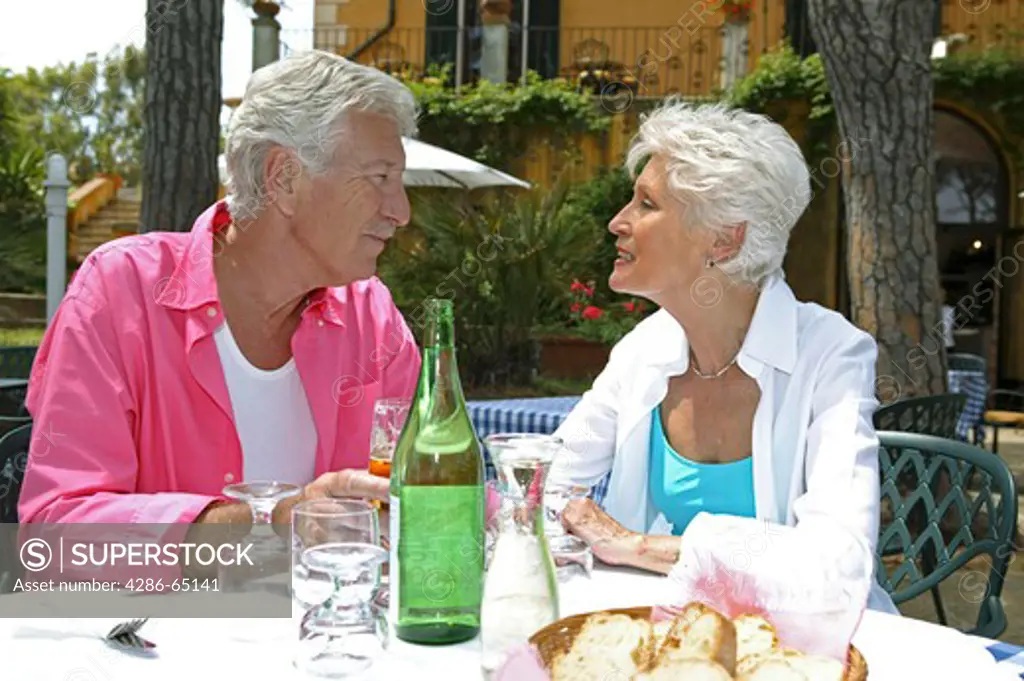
[
  {"x1": 293, "y1": 499, "x2": 388, "y2": 678},
  {"x1": 219, "y1": 480, "x2": 300, "y2": 592}
]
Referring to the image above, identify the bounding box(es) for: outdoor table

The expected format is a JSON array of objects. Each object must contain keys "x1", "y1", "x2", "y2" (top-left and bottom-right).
[{"x1": 1, "y1": 564, "x2": 1020, "y2": 679}]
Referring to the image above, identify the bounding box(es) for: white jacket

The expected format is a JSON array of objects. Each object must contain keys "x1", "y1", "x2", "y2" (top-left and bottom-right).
[{"x1": 551, "y1": 274, "x2": 899, "y2": 614}]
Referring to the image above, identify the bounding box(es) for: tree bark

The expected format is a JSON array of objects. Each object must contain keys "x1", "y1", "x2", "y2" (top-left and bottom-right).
[
  {"x1": 806, "y1": 0, "x2": 946, "y2": 400},
  {"x1": 141, "y1": 0, "x2": 223, "y2": 233}
]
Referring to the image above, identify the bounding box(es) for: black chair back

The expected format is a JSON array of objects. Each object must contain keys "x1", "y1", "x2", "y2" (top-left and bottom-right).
[
  {"x1": 0, "y1": 346, "x2": 37, "y2": 379},
  {"x1": 874, "y1": 394, "x2": 967, "y2": 440},
  {"x1": 0, "y1": 422, "x2": 31, "y2": 524},
  {"x1": 876, "y1": 431, "x2": 1017, "y2": 638},
  {"x1": 948, "y1": 353, "x2": 986, "y2": 373}
]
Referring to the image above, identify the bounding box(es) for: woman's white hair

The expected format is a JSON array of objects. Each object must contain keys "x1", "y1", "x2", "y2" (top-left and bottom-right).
[
  {"x1": 224, "y1": 50, "x2": 418, "y2": 220},
  {"x1": 625, "y1": 99, "x2": 811, "y2": 286}
]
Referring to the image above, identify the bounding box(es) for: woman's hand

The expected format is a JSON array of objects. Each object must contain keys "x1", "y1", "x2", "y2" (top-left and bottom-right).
[
  {"x1": 562, "y1": 498, "x2": 683, "y2": 574},
  {"x1": 561, "y1": 498, "x2": 639, "y2": 566}
]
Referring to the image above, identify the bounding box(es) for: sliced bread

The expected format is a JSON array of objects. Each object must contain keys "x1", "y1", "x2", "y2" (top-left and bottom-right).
[
  {"x1": 549, "y1": 613, "x2": 652, "y2": 681},
  {"x1": 654, "y1": 609, "x2": 738, "y2": 676},
  {"x1": 634, "y1": 658, "x2": 733, "y2": 681}
]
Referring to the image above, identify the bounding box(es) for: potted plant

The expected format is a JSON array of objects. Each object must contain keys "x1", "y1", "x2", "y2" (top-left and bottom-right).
[
  {"x1": 720, "y1": 0, "x2": 755, "y2": 23},
  {"x1": 536, "y1": 279, "x2": 650, "y2": 380}
]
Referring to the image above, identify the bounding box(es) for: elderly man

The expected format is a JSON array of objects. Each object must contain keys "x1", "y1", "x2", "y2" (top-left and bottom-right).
[{"x1": 18, "y1": 50, "x2": 420, "y2": 527}]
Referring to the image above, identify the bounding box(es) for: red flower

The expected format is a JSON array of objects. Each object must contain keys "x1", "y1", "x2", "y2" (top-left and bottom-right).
[
  {"x1": 623, "y1": 301, "x2": 636, "y2": 313},
  {"x1": 584, "y1": 285, "x2": 595, "y2": 297},
  {"x1": 570, "y1": 280, "x2": 587, "y2": 294},
  {"x1": 570, "y1": 302, "x2": 582, "y2": 313},
  {"x1": 582, "y1": 306, "x2": 604, "y2": 321}
]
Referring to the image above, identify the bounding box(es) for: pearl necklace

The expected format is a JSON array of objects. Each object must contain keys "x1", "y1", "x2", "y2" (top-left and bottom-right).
[{"x1": 689, "y1": 349, "x2": 738, "y2": 379}]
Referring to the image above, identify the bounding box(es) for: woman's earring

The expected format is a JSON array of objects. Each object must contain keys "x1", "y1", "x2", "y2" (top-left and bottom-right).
[{"x1": 705, "y1": 257, "x2": 716, "y2": 269}]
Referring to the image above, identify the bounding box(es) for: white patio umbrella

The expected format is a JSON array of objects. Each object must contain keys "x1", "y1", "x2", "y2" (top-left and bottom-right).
[
  {"x1": 215, "y1": 138, "x2": 531, "y2": 191},
  {"x1": 401, "y1": 137, "x2": 531, "y2": 190}
]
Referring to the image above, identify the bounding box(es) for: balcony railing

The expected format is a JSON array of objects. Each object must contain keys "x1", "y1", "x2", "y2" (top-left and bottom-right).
[
  {"x1": 279, "y1": 21, "x2": 1024, "y2": 99},
  {"x1": 282, "y1": 26, "x2": 733, "y2": 98}
]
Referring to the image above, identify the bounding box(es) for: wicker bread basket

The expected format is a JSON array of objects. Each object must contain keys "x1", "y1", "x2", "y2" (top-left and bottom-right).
[{"x1": 529, "y1": 606, "x2": 868, "y2": 680}]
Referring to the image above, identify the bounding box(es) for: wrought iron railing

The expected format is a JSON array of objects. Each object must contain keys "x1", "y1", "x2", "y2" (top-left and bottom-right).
[
  {"x1": 279, "y1": 19, "x2": 1024, "y2": 98},
  {"x1": 282, "y1": 26, "x2": 734, "y2": 98}
]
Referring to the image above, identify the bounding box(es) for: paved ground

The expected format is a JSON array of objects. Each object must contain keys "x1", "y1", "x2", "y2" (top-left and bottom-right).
[{"x1": 893, "y1": 428, "x2": 1024, "y2": 645}]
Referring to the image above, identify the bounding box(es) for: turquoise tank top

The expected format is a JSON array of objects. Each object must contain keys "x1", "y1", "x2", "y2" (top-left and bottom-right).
[{"x1": 649, "y1": 407, "x2": 756, "y2": 536}]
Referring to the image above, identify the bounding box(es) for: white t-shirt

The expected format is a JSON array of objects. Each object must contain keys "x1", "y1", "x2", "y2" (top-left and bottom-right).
[{"x1": 212, "y1": 321, "x2": 317, "y2": 485}]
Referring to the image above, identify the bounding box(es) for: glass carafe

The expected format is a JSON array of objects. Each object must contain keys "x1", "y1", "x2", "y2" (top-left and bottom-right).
[{"x1": 480, "y1": 434, "x2": 562, "y2": 679}]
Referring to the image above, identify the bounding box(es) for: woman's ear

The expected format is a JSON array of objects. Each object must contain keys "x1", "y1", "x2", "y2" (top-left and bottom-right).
[{"x1": 711, "y1": 221, "x2": 747, "y2": 265}]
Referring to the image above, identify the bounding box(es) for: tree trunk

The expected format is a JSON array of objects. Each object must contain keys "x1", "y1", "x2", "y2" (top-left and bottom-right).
[
  {"x1": 141, "y1": 0, "x2": 223, "y2": 233},
  {"x1": 806, "y1": 0, "x2": 946, "y2": 400}
]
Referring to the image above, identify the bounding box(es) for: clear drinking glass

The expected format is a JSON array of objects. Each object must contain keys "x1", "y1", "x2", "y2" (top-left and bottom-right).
[
  {"x1": 292, "y1": 499, "x2": 388, "y2": 678},
  {"x1": 218, "y1": 480, "x2": 300, "y2": 592},
  {"x1": 543, "y1": 482, "x2": 591, "y2": 537},
  {"x1": 548, "y1": 534, "x2": 593, "y2": 582},
  {"x1": 480, "y1": 433, "x2": 562, "y2": 679},
  {"x1": 368, "y1": 398, "x2": 411, "y2": 480}
]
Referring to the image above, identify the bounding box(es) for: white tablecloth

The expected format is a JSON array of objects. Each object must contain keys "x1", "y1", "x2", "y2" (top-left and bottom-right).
[{"x1": 0, "y1": 566, "x2": 1016, "y2": 680}]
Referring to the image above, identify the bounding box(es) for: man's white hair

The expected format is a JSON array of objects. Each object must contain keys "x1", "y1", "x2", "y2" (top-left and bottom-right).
[
  {"x1": 625, "y1": 100, "x2": 811, "y2": 286},
  {"x1": 224, "y1": 50, "x2": 418, "y2": 220}
]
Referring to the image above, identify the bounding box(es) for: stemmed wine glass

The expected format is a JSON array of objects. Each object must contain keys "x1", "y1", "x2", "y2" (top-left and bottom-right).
[
  {"x1": 218, "y1": 480, "x2": 300, "y2": 592},
  {"x1": 293, "y1": 499, "x2": 388, "y2": 678}
]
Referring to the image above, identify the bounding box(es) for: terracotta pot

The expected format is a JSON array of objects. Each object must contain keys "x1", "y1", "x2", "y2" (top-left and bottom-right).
[{"x1": 538, "y1": 335, "x2": 611, "y2": 381}]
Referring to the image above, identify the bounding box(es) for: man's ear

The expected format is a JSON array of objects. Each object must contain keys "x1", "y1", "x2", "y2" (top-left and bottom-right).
[{"x1": 262, "y1": 146, "x2": 303, "y2": 218}]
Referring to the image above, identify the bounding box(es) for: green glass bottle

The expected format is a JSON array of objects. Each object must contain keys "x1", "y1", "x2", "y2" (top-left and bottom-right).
[{"x1": 390, "y1": 298, "x2": 485, "y2": 645}]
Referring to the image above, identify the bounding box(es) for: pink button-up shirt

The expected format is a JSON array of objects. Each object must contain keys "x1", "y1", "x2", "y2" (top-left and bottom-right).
[{"x1": 19, "y1": 201, "x2": 421, "y2": 525}]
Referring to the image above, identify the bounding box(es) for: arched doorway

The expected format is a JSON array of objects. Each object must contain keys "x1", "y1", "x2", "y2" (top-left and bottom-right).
[{"x1": 933, "y1": 107, "x2": 1011, "y2": 380}]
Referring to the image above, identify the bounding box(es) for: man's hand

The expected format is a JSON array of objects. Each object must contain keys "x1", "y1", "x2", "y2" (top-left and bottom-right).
[{"x1": 271, "y1": 469, "x2": 389, "y2": 525}]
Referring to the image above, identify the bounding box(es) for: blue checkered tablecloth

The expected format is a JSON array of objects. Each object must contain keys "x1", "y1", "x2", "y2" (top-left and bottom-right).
[
  {"x1": 949, "y1": 369, "x2": 988, "y2": 442},
  {"x1": 985, "y1": 640, "x2": 1024, "y2": 678},
  {"x1": 468, "y1": 396, "x2": 580, "y2": 441},
  {"x1": 467, "y1": 396, "x2": 616, "y2": 501}
]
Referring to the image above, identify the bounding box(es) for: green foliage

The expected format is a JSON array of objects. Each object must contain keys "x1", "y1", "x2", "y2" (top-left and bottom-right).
[
  {"x1": 558, "y1": 165, "x2": 635, "y2": 307},
  {"x1": 932, "y1": 47, "x2": 1024, "y2": 160},
  {"x1": 727, "y1": 42, "x2": 834, "y2": 162},
  {"x1": 0, "y1": 328, "x2": 45, "y2": 348},
  {"x1": 378, "y1": 183, "x2": 600, "y2": 389},
  {"x1": 0, "y1": 148, "x2": 46, "y2": 294},
  {"x1": 93, "y1": 46, "x2": 146, "y2": 186},
  {"x1": 404, "y1": 68, "x2": 610, "y2": 171},
  {"x1": 728, "y1": 41, "x2": 1024, "y2": 164},
  {"x1": 0, "y1": 47, "x2": 145, "y2": 293},
  {"x1": 2, "y1": 46, "x2": 145, "y2": 186}
]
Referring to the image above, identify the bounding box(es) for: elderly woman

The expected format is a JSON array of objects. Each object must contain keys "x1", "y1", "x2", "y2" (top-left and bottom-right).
[
  {"x1": 553, "y1": 101, "x2": 896, "y2": 613},
  {"x1": 19, "y1": 51, "x2": 420, "y2": 527}
]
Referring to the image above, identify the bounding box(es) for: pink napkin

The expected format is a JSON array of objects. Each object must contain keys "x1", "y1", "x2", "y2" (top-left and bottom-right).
[
  {"x1": 492, "y1": 643, "x2": 550, "y2": 681},
  {"x1": 486, "y1": 481, "x2": 500, "y2": 525},
  {"x1": 667, "y1": 514, "x2": 871, "y2": 663}
]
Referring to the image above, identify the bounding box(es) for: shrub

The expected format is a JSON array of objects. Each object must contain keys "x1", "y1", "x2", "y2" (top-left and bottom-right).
[{"x1": 378, "y1": 183, "x2": 601, "y2": 389}]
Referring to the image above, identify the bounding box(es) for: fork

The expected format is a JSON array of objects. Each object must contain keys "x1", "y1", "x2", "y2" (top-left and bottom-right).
[{"x1": 105, "y1": 618, "x2": 156, "y2": 653}]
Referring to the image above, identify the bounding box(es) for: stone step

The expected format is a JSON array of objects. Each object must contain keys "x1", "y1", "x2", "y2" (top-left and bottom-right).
[{"x1": 94, "y1": 214, "x2": 140, "y2": 224}]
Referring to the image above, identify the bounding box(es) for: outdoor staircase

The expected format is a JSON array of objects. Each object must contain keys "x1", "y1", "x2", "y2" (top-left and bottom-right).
[{"x1": 72, "y1": 190, "x2": 140, "y2": 264}]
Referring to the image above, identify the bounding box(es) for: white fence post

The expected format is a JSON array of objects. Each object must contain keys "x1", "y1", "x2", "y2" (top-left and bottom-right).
[{"x1": 44, "y1": 153, "x2": 69, "y2": 325}]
